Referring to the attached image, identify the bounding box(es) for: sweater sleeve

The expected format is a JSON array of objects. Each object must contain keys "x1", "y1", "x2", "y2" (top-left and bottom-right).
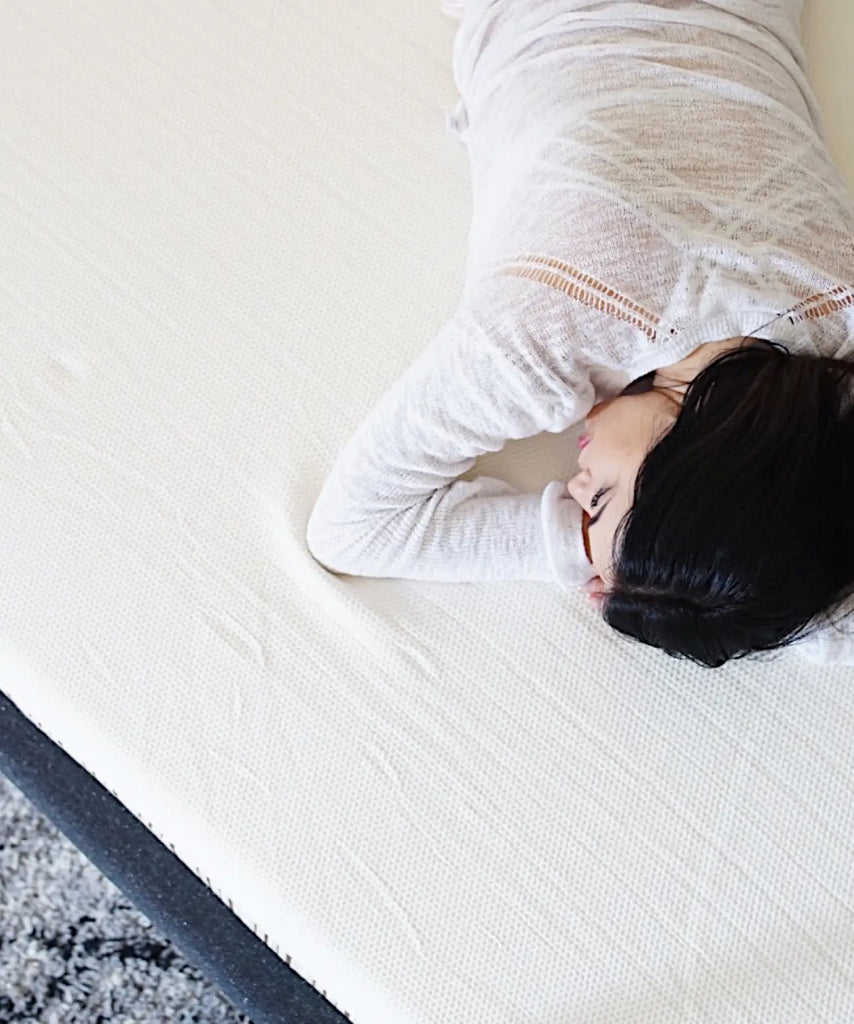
[
  {"x1": 305, "y1": 280, "x2": 596, "y2": 586},
  {"x1": 790, "y1": 602, "x2": 854, "y2": 665}
]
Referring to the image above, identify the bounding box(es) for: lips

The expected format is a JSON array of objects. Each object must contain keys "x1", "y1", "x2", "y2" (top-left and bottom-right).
[{"x1": 578, "y1": 434, "x2": 590, "y2": 450}]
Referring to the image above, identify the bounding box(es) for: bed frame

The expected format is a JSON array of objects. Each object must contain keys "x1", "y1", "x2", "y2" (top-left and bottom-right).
[{"x1": 0, "y1": 691, "x2": 348, "y2": 1024}]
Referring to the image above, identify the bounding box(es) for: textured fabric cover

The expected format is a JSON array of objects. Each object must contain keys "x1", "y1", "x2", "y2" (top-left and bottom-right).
[{"x1": 1, "y1": 2, "x2": 853, "y2": 1022}]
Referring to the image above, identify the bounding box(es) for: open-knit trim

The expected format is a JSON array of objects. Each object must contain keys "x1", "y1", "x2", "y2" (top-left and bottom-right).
[
  {"x1": 786, "y1": 283, "x2": 854, "y2": 324},
  {"x1": 497, "y1": 253, "x2": 854, "y2": 340},
  {"x1": 496, "y1": 253, "x2": 668, "y2": 341}
]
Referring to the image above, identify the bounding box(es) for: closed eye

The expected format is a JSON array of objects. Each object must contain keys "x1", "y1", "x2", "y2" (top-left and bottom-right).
[{"x1": 588, "y1": 490, "x2": 610, "y2": 527}]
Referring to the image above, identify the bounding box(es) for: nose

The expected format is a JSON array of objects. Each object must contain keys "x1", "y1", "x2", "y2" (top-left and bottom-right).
[{"x1": 566, "y1": 470, "x2": 589, "y2": 499}]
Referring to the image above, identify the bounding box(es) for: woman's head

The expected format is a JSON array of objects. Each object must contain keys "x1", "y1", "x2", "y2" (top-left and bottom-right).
[
  {"x1": 571, "y1": 339, "x2": 854, "y2": 668},
  {"x1": 567, "y1": 384, "x2": 681, "y2": 587}
]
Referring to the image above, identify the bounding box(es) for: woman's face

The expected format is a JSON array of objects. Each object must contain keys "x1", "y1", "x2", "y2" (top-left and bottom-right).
[{"x1": 567, "y1": 389, "x2": 680, "y2": 592}]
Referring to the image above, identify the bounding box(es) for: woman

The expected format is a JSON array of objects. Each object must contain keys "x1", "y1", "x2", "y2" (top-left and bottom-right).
[{"x1": 307, "y1": 0, "x2": 854, "y2": 667}]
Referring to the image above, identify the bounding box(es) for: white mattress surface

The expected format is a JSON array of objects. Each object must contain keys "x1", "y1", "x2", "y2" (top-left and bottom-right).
[{"x1": 2, "y1": 2, "x2": 854, "y2": 1022}]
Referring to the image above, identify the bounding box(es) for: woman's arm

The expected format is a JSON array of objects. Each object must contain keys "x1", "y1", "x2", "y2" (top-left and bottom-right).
[{"x1": 306, "y1": 278, "x2": 595, "y2": 585}]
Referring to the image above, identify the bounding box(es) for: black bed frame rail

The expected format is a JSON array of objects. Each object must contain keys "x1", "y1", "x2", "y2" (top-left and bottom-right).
[{"x1": 0, "y1": 691, "x2": 350, "y2": 1024}]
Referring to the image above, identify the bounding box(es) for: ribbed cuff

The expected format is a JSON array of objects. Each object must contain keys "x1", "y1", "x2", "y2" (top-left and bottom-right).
[{"x1": 540, "y1": 481, "x2": 596, "y2": 592}]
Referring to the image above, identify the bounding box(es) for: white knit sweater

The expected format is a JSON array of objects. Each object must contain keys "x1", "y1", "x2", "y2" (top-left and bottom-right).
[{"x1": 307, "y1": 0, "x2": 854, "y2": 664}]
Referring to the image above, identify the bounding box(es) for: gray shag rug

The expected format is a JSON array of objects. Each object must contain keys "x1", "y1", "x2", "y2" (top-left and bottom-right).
[{"x1": 0, "y1": 772, "x2": 251, "y2": 1023}]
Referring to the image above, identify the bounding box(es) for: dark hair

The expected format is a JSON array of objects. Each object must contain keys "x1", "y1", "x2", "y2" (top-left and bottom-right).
[{"x1": 602, "y1": 337, "x2": 854, "y2": 668}]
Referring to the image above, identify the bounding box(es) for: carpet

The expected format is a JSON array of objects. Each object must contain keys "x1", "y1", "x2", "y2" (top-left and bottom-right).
[{"x1": 0, "y1": 772, "x2": 250, "y2": 1024}]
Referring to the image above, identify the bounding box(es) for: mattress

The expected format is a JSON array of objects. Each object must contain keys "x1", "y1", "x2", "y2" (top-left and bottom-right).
[{"x1": 1, "y1": 1, "x2": 853, "y2": 1022}]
